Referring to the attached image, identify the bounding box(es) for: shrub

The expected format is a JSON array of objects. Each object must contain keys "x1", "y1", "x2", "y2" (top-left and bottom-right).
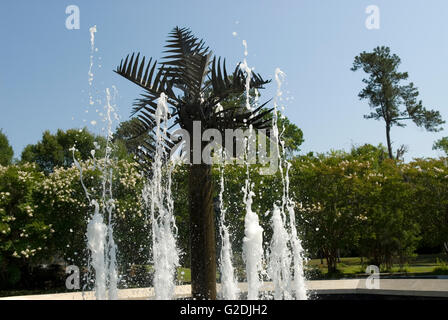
[
  {"x1": 304, "y1": 266, "x2": 323, "y2": 280},
  {"x1": 433, "y1": 258, "x2": 448, "y2": 275},
  {"x1": 0, "y1": 163, "x2": 52, "y2": 288}
]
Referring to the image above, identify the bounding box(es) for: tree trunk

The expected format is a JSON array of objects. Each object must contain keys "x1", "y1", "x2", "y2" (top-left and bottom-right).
[
  {"x1": 325, "y1": 249, "x2": 338, "y2": 274},
  {"x1": 189, "y1": 163, "x2": 217, "y2": 299},
  {"x1": 385, "y1": 124, "x2": 393, "y2": 159},
  {"x1": 326, "y1": 256, "x2": 338, "y2": 274}
]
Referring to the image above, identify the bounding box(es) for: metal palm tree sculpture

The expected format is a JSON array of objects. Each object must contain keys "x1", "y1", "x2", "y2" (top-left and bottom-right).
[{"x1": 115, "y1": 27, "x2": 273, "y2": 299}]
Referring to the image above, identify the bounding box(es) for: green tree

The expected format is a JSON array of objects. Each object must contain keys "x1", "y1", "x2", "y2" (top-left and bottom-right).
[
  {"x1": 433, "y1": 137, "x2": 448, "y2": 156},
  {"x1": 291, "y1": 152, "x2": 364, "y2": 273},
  {"x1": 350, "y1": 143, "x2": 387, "y2": 163},
  {"x1": 351, "y1": 46, "x2": 444, "y2": 159},
  {"x1": 21, "y1": 128, "x2": 127, "y2": 173},
  {"x1": 356, "y1": 159, "x2": 420, "y2": 269},
  {"x1": 278, "y1": 114, "x2": 304, "y2": 158},
  {"x1": 404, "y1": 158, "x2": 448, "y2": 255},
  {"x1": 0, "y1": 130, "x2": 14, "y2": 166},
  {"x1": 291, "y1": 151, "x2": 421, "y2": 272},
  {"x1": 113, "y1": 118, "x2": 148, "y2": 156}
]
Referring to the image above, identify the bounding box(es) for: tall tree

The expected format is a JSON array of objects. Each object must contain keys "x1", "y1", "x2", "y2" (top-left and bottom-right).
[
  {"x1": 113, "y1": 118, "x2": 147, "y2": 155},
  {"x1": 351, "y1": 46, "x2": 444, "y2": 159},
  {"x1": 0, "y1": 129, "x2": 14, "y2": 166},
  {"x1": 21, "y1": 128, "x2": 109, "y2": 173},
  {"x1": 277, "y1": 113, "x2": 304, "y2": 157},
  {"x1": 115, "y1": 27, "x2": 273, "y2": 299}
]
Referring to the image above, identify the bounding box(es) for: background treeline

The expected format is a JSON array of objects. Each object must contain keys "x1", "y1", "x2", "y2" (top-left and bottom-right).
[{"x1": 0, "y1": 127, "x2": 447, "y2": 290}]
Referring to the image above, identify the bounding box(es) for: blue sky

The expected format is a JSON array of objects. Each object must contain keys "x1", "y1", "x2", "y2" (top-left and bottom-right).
[{"x1": 1, "y1": 0, "x2": 447, "y2": 161}]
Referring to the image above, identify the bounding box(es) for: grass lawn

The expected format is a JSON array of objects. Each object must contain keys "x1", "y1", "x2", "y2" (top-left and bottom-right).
[
  {"x1": 175, "y1": 254, "x2": 448, "y2": 284},
  {"x1": 177, "y1": 267, "x2": 192, "y2": 283},
  {"x1": 306, "y1": 253, "x2": 448, "y2": 277},
  {"x1": 176, "y1": 267, "x2": 221, "y2": 284}
]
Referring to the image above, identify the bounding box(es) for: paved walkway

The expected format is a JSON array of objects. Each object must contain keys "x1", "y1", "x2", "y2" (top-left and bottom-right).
[{"x1": 1, "y1": 279, "x2": 447, "y2": 300}]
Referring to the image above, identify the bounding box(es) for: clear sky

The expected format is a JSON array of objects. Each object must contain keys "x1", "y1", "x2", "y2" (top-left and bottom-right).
[{"x1": 1, "y1": 0, "x2": 447, "y2": 161}]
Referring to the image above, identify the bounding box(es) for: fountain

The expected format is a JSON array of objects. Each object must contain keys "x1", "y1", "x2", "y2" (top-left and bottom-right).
[
  {"x1": 218, "y1": 159, "x2": 240, "y2": 300},
  {"x1": 265, "y1": 68, "x2": 308, "y2": 300},
  {"x1": 76, "y1": 26, "x2": 308, "y2": 300},
  {"x1": 242, "y1": 173, "x2": 265, "y2": 300},
  {"x1": 73, "y1": 26, "x2": 119, "y2": 300},
  {"x1": 141, "y1": 93, "x2": 180, "y2": 300}
]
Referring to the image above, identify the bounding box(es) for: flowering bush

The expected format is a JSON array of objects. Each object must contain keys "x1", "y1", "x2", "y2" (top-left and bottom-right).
[
  {"x1": 0, "y1": 159, "x2": 149, "y2": 288},
  {"x1": 35, "y1": 159, "x2": 148, "y2": 270},
  {"x1": 0, "y1": 163, "x2": 51, "y2": 286},
  {"x1": 404, "y1": 158, "x2": 448, "y2": 252}
]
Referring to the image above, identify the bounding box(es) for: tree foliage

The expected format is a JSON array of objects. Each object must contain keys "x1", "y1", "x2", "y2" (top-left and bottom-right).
[
  {"x1": 0, "y1": 130, "x2": 13, "y2": 166},
  {"x1": 113, "y1": 118, "x2": 147, "y2": 156},
  {"x1": 1, "y1": 149, "x2": 448, "y2": 286},
  {"x1": 433, "y1": 137, "x2": 448, "y2": 156},
  {"x1": 21, "y1": 128, "x2": 128, "y2": 173},
  {"x1": 278, "y1": 113, "x2": 304, "y2": 157},
  {"x1": 21, "y1": 129, "x2": 105, "y2": 173},
  {"x1": 404, "y1": 158, "x2": 448, "y2": 252},
  {"x1": 291, "y1": 149, "x2": 422, "y2": 271},
  {"x1": 0, "y1": 163, "x2": 50, "y2": 287},
  {"x1": 0, "y1": 159, "x2": 149, "y2": 288}
]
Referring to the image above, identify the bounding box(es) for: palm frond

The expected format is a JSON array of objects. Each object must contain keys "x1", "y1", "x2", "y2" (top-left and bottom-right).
[
  {"x1": 162, "y1": 27, "x2": 212, "y2": 100},
  {"x1": 208, "y1": 57, "x2": 270, "y2": 104},
  {"x1": 115, "y1": 52, "x2": 178, "y2": 106},
  {"x1": 129, "y1": 116, "x2": 175, "y2": 177}
]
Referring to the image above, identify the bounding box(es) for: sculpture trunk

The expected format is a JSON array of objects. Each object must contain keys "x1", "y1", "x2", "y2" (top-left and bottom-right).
[{"x1": 189, "y1": 163, "x2": 217, "y2": 299}]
